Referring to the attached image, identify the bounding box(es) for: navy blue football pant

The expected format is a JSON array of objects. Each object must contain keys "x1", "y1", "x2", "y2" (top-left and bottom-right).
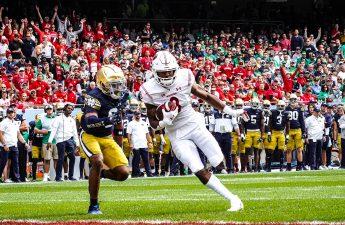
[
  {"x1": 322, "y1": 136, "x2": 332, "y2": 166},
  {"x1": 56, "y1": 138, "x2": 76, "y2": 180},
  {"x1": 0, "y1": 146, "x2": 19, "y2": 181},
  {"x1": 132, "y1": 148, "x2": 152, "y2": 176},
  {"x1": 215, "y1": 132, "x2": 232, "y2": 171},
  {"x1": 341, "y1": 138, "x2": 345, "y2": 167},
  {"x1": 308, "y1": 139, "x2": 322, "y2": 169},
  {"x1": 170, "y1": 154, "x2": 184, "y2": 175},
  {"x1": 17, "y1": 142, "x2": 27, "y2": 182}
]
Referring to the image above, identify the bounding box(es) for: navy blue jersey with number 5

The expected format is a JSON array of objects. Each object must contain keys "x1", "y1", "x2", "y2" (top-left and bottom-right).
[{"x1": 244, "y1": 108, "x2": 262, "y2": 130}]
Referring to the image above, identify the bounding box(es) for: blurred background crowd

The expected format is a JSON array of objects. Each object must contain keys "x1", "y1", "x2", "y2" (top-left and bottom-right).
[{"x1": 0, "y1": 0, "x2": 345, "y2": 182}]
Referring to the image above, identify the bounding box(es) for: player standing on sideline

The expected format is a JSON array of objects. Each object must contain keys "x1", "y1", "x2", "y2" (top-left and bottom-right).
[
  {"x1": 320, "y1": 103, "x2": 332, "y2": 169},
  {"x1": 267, "y1": 100, "x2": 290, "y2": 171},
  {"x1": 285, "y1": 94, "x2": 306, "y2": 171},
  {"x1": 242, "y1": 98, "x2": 264, "y2": 172},
  {"x1": 79, "y1": 65, "x2": 130, "y2": 214},
  {"x1": 261, "y1": 100, "x2": 272, "y2": 172},
  {"x1": 140, "y1": 51, "x2": 244, "y2": 211},
  {"x1": 231, "y1": 99, "x2": 245, "y2": 173}
]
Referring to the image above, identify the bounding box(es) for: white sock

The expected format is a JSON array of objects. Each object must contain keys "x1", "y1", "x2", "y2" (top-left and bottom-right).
[{"x1": 206, "y1": 174, "x2": 237, "y2": 201}]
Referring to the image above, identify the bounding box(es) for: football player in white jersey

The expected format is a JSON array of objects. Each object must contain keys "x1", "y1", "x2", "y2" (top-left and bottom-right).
[{"x1": 140, "y1": 51, "x2": 244, "y2": 212}]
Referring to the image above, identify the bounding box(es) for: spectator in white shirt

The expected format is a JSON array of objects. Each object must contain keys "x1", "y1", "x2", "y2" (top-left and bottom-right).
[
  {"x1": 0, "y1": 36, "x2": 8, "y2": 64},
  {"x1": 305, "y1": 107, "x2": 325, "y2": 170},
  {"x1": 127, "y1": 110, "x2": 153, "y2": 177},
  {"x1": 48, "y1": 103, "x2": 79, "y2": 181},
  {"x1": 0, "y1": 107, "x2": 29, "y2": 183}
]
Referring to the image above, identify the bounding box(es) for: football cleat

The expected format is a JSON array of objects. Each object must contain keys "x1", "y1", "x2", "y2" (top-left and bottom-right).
[
  {"x1": 88, "y1": 204, "x2": 102, "y2": 215},
  {"x1": 228, "y1": 195, "x2": 244, "y2": 212}
]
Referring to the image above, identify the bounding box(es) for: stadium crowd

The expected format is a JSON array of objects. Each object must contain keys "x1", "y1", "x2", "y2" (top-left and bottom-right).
[{"x1": 1, "y1": 2, "x2": 345, "y2": 183}]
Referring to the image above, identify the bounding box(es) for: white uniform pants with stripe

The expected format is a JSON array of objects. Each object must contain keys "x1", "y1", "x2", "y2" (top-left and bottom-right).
[{"x1": 167, "y1": 121, "x2": 224, "y2": 173}]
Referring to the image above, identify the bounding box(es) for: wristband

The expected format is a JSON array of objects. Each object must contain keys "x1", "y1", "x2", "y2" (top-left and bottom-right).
[{"x1": 157, "y1": 120, "x2": 167, "y2": 130}]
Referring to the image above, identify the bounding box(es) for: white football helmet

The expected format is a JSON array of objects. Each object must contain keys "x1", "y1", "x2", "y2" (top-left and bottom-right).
[
  {"x1": 235, "y1": 98, "x2": 244, "y2": 109},
  {"x1": 263, "y1": 100, "x2": 271, "y2": 110},
  {"x1": 277, "y1": 100, "x2": 286, "y2": 111},
  {"x1": 289, "y1": 94, "x2": 298, "y2": 108},
  {"x1": 251, "y1": 98, "x2": 260, "y2": 110},
  {"x1": 129, "y1": 98, "x2": 140, "y2": 112},
  {"x1": 152, "y1": 51, "x2": 179, "y2": 87}
]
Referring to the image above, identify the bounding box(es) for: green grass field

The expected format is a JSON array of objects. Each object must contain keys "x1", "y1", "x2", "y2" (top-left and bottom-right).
[{"x1": 0, "y1": 170, "x2": 345, "y2": 223}]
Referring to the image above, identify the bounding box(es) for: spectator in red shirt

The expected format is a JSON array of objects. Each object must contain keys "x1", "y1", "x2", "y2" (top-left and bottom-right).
[
  {"x1": 108, "y1": 26, "x2": 122, "y2": 40},
  {"x1": 31, "y1": 21, "x2": 52, "y2": 43},
  {"x1": 53, "y1": 36, "x2": 67, "y2": 56},
  {"x1": 280, "y1": 33, "x2": 291, "y2": 50},
  {"x1": 16, "y1": 92, "x2": 30, "y2": 109},
  {"x1": 265, "y1": 80, "x2": 283, "y2": 102},
  {"x1": 13, "y1": 67, "x2": 29, "y2": 90},
  {"x1": 82, "y1": 23, "x2": 95, "y2": 41},
  {"x1": 300, "y1": 87, "x2": 317, "y2": 103},
  {"x1": 141, "y1": 42, "x2": 155, "y2": 57},
  {"x1": 219, "y1": 58, "x2": 234, "y2": 79},
  {"x1": 233, "y1": 61, "x2": 248, "y2": 79},
  {"x1": 66, "y1": 84, "x2": 77, "y2": 103},
  {"x1": 30, "y1": 73, "x2": 49, "y2": 96},
  {"x1": 281, "y1": 65, "x2": 300, "y2": 93},
  {"x1": 29, "y1": 89, "x2": 46, "y2": 105},
  {"x1": 140, "y1": 50, "x2": 153, "y2": 71},
  {"x1": 54, "y1": 83, "x2": 67, "y2": 102},
  {"x1": 133, "y1": 75, "x2": 143, "y2": 93},
  {"x1": 95, "y1": 22, "x2": 105, "y2": 41},
  {"x1": 35, "y1": 5, "x2": 57, "y2": 31}
]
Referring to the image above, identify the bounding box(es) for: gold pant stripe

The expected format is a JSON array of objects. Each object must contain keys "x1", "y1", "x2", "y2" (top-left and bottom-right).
[{"x1": 80, "y1": 131, "x2": 93, "y2": 158}]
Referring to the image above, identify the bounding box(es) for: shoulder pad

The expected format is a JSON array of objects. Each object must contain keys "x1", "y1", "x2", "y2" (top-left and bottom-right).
[{"x1": 84, "y1": 95, "x2": 101, "y2": 110}]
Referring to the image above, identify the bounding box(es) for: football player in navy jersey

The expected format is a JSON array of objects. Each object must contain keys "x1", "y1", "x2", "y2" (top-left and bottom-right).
[
  {"x1": 243, "y1": 98, "x2": 264, "y2": 172},
  {"x1": 285, "y1": 94, "x2": 306, "y2": 171},
  {"x1": 267, "y1": 100, "x2": 290, "y2": 171},
  {"x1": 80, "y1": 65, "x2": 130, "y2": 214},
  {"x1": 231, "y1": 99, "x2": 245, "y2": 173}
]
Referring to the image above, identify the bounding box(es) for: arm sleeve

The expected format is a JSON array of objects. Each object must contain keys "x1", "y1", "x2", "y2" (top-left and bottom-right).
[
  {"x1": 139, "y1": 85, "x2": 154, "y2": 105},
  {"x1": 35, "y1": 119, "x2": 42, "y2": 130},
  {"x1": 72, "y1": 121, "x2": 80, "y2": 146},
  {"x1": 74, "y1": 23, "x2": 83, "y2": 35},
  {"x1": 84, "y1": 114, "x2": 112, "y2": 129},
  {"x1": 232, "y1": 116, "x2": 239, "y2": 130},
  {"x1": 0, "y1": 121, "x2": 4, "y2": 132},
  {"x1": 127, "y1": 122, "x2": 132, "y2": 134},
  {"x1": 299, "y1": 110, "x2": 306, "y2": 134},
  {"x1": 144, "y1": 123, "x2": 149, "y2": 134},
  {"x1": 339, "y1": 116, "x2": 345, "y2": 128},
  {"x1": 48, "y1": 118, "x2": 58, "y2": 143}
]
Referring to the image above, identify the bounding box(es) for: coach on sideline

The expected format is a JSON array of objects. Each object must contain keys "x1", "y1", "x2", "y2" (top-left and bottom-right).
[
  {"x1": 127, "y1": 109, "x2": 153, "y2": 177},
  {"x1": 47, "y1": 103, "x2": 80, "y2": 181},
  {"x1": 0, "y1": 107, "x2": 30, "y2": 182},
  {"x1": 305, "y1": 107, "x2": 325, "y2": 170}
]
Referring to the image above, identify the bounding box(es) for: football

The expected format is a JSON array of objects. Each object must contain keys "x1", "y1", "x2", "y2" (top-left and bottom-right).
[{"x1": 155, "y1": 97, "x2": 181, "y2": 121}]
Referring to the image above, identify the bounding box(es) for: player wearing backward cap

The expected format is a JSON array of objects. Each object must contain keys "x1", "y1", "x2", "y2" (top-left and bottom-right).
[{"x1": 140, "y1": 50, "x2": 244, "y2": 212}]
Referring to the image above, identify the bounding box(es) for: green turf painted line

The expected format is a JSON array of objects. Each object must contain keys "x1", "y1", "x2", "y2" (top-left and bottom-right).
[{"x1": 0, "y1": 170, "x2": 345, "y2": 222}]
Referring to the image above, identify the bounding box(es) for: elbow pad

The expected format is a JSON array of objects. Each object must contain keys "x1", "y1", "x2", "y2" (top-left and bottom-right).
[{"x1": 85, "y1": 115, "x2": 112, "y2": 129}]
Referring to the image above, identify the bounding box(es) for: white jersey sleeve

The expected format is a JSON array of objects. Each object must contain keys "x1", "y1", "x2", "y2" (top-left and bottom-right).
[{"x1": 139, "y1": 69, "x2": 198, "y2": 130}]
